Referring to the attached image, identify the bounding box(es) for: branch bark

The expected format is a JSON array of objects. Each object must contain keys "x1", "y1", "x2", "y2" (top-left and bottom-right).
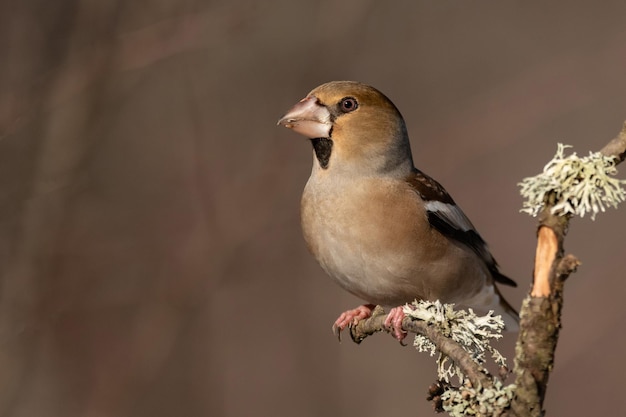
[
  {"x1": 600, "y1": 121, "x2": 626, "y2": 162},
  {"x1": 508, "y1": 121, "x2": 626, "y2": 417}
]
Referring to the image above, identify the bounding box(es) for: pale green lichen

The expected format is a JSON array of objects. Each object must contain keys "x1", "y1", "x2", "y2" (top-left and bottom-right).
[
  {"x1": 519, "y1": 143, "x2": 626, "y2": 220},
  {"x1": 403, "y1": 300, "x2": 506, "y2": 384},
  {"x1": 441, "y1": 379, "x2": 516, "y2": 417}
]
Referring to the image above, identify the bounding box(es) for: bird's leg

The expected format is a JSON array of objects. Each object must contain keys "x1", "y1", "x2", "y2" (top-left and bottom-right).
[
  {"x1": 332, "y1": 304, "x2": 376, "y2": 340},
  {"x1": 384, "y1": 306, "x2": 408, "y2": 342}
]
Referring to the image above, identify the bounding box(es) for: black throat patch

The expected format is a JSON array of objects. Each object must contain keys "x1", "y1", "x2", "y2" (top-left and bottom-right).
[{"x1": 310, "y1": 138, "x2": 333, "y2": 169}]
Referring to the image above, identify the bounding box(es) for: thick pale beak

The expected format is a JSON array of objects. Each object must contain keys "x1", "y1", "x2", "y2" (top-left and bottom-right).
[{"x1": 277, "y1": 96, "x2": 332, "y2": 138}]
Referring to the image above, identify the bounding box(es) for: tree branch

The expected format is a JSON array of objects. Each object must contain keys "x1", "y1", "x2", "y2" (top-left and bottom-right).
[
  {"x1": 600, "y1": 121, "x2": 626, "y2": 162},
  {"x1": 509, "y1": 121, "x2": 626, "y2": 417},
  {"x1": 350, "y1": 306, "x2": 494, "y2": 390}
]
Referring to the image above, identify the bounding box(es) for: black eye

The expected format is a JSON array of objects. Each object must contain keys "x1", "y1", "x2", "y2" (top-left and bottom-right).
[{"x1": 339, "y1": 97, "x2": 358, "y2": 113}]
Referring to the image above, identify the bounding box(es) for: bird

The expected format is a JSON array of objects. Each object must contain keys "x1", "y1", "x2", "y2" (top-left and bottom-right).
[{"x1": 277, "y1": 81, "x2": 518, "y2": 340}]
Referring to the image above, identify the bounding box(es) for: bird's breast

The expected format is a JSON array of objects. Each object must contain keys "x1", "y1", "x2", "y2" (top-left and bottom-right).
[{"x1": 302, "y1": 176, "x2": 430, "y2": 304}]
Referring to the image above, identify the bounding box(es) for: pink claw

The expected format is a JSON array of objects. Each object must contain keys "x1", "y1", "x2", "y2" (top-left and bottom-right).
[
  {"x1": 332, "y1": 304, "x2": 375, "y2": 339},
  {"x1": 384, "y1": 307, "x2": 408, "y2": 342}
]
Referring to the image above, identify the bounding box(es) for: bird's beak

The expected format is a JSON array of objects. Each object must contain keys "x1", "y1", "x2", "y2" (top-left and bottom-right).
[{"x1": 277, "y1": 96, "x2": 332, "y2": 139}]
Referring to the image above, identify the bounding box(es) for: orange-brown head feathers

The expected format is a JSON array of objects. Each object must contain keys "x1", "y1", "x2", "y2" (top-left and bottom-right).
[{"x1": 278, "y1": 81, "x2": 414, "y2": 175}]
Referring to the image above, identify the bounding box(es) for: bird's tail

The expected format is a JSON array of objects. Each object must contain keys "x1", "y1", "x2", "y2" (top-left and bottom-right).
[{"x1": 492, "y1": 285, "x2": 519, "y2": 331}]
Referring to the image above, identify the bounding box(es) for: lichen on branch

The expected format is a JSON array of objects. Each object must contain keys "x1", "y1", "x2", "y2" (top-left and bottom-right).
[
  {"x1": 519, "y1": 143, "x2": 626, "y2": 220},
  {"x1": 403, "y1": 300, "x2": 507, "y2": 384}
]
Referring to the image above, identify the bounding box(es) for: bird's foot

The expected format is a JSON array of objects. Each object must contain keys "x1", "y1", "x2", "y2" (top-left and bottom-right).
[
  {"x1": 332, "y1": 304, "x2": 375, "y2": 340},
  {"x1": 384, "y1": 306, "x2": 408, "y2": 342}
]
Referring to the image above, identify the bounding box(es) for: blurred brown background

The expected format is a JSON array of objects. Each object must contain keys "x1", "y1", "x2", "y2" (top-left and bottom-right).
[{"x1": 1, "y1": 1, "x2": 625, "y2": 416}]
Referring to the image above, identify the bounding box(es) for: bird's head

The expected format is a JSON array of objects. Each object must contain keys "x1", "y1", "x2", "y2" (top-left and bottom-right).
[{"x1": 278, "y1": 81, "x2": 414, "y2": 175}]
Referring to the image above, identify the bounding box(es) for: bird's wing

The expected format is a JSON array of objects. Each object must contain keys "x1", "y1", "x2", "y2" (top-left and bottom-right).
[{"x1": 405, "y1": 169, "x2": 517, "y2": 287}]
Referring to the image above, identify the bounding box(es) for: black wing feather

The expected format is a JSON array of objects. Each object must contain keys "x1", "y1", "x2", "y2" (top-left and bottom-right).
[{"x1": 408, "y1": 169, "x2": 517, "y2": 288}]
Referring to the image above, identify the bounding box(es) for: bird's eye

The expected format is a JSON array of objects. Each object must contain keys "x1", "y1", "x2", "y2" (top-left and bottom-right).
[{"x1": 339, "y1": 97, "x2": 358, "y2": 113}]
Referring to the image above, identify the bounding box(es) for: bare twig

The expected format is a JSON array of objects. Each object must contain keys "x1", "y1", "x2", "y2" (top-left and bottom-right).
[{"x1": 600, "y1": 121, "x2": 626, "y2": 162}]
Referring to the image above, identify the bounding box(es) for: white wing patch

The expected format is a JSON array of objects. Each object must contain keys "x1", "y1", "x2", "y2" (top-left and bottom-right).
[{"x1": 424, "y1": 200, "x2": 475, "y2": 232}]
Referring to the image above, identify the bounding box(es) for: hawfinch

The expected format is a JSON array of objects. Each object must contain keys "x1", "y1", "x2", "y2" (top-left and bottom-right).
[{"x1": 278, "y1": 81, "x2": 518, "y2": 340}]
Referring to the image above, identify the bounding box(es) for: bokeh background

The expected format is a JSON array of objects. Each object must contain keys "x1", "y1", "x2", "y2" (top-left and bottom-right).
[{"x1": 1, "y1": 1, "x2": 626, "y2": 416}]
